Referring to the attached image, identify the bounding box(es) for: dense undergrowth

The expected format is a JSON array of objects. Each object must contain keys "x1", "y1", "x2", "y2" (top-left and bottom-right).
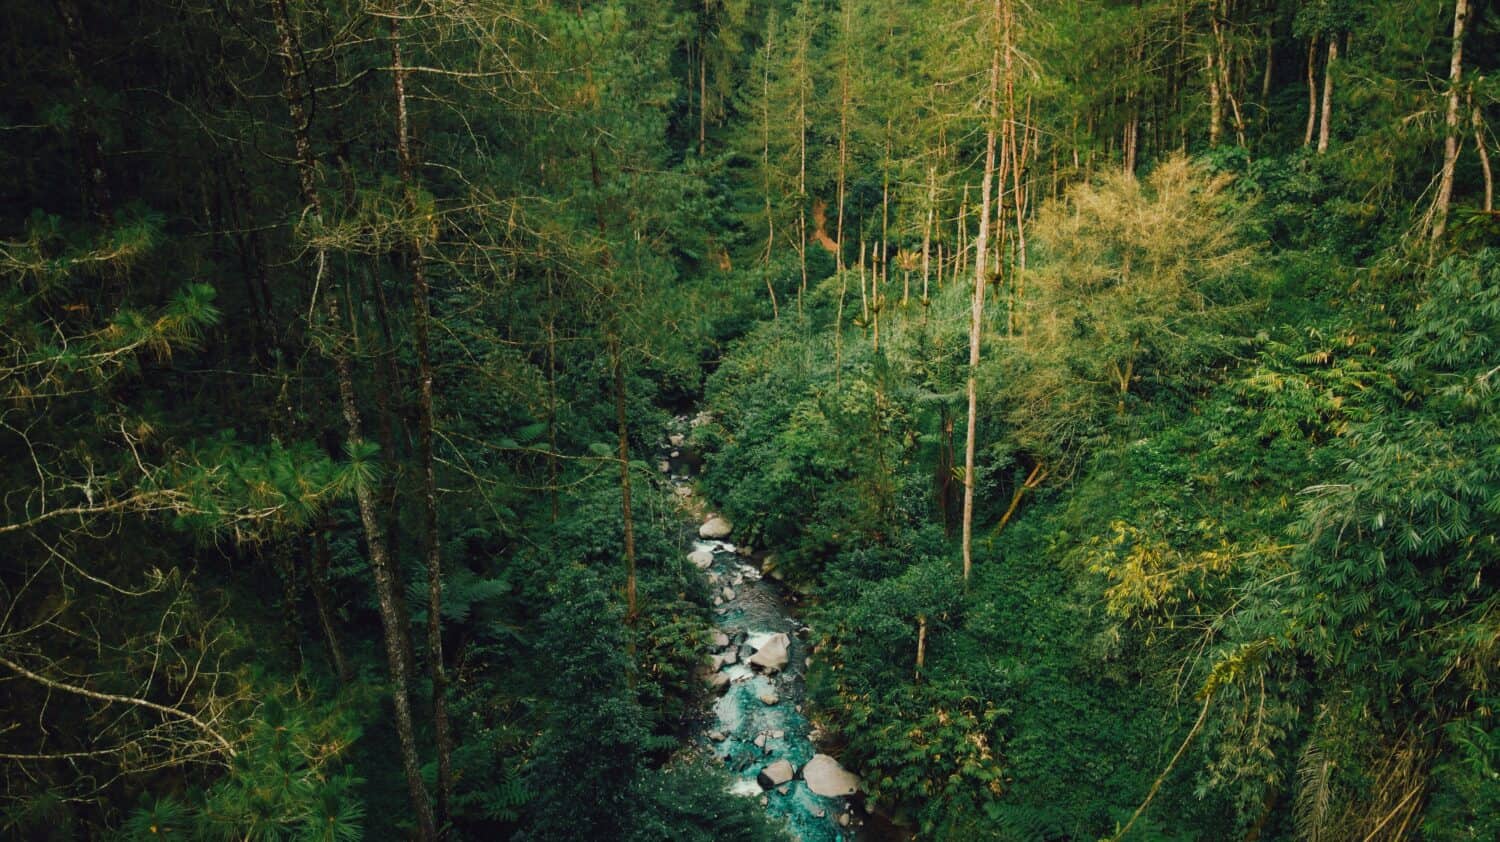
[{"x1": 693, "y1": 152, "x2": 1499, "y2": 840}]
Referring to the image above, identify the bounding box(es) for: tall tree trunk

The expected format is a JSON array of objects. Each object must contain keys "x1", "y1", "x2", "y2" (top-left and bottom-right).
[
  {"x1": 1261, "y1": 25, "x2": 1274, "y2": 125},
  {"x1": 1473, "y1": 95, "x2": 1493, "y2": 213},
  {"x1": 915, "y1": 615, "x2": 927, "y2": 678},
  {"x1": 698, "y1": 32, "x2": 707, "y2": 156},
  {"x1": 1211, "y1": 2, "x2": 1246, "y2": 146},
  {"x1": 1433, "y1": 0, "x2": 1469, "y2": 244},
  {"x1": 389, "y1": 12, "x2": 454, "y2": 826},
  {"x1": 762, "y1": 15, "x2": 778, "y2": 318},
  {"x1": 964, "y1": 0, "x2": 1005, "y2": 584},
  {"x1": 1304, "y1": 36, "x2": 1319, "y2": 146},
  {"x1": 1207, "y1": 42, "x2": 1223, "y2": 146},
  {"x1": 1317, "y1": 36, "x2": 1337, "y2": 153},
  {"x1": 864, "y1": 238, "x2": 876, "y2": 330},
  {"x1": 268, "y1": 4, "x2": 436, "y2": 838},
  {"x1": 833, "y1": 2, "x2": 852, "y2": 389},
  {"x1": 798, "y1": 56, "x2": 808, "y2": 312},
  {"x1": 922, "y1": 165, "x2": 936, "y2": 304}
]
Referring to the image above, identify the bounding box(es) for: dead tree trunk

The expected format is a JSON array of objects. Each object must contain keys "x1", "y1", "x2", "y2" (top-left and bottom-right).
[
  {"x1": 964, "y1": 0, "x2": 1005, "y2": 584},
  {"x1": 1433, "y1": 0, "x2": 1469, "y2": 244}
]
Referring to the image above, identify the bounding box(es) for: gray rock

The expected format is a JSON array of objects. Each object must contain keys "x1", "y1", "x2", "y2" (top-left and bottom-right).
[
  {"x1": 708, "y1": 730, "x2": 726, "y2": 742},
  {"x1": 757, "y1": 759, "x2": 794, "y2": 789},
  {"x1": 688, "y1": 549, "x2": 715, "y2": 570},
  {"x1": 670, "y1": 450, "x2": 680, "y2": 458},
  {"x1": 748, "y1": 633, "x2": 791, "y2": 673},
  {"x1": 803, "y1": 754, "x2": 860, "y2": 797},
  {"x1": 668, "y1": 433, "x2": 685, "y2": 447},
  {"x1": 757, "y1": 689, "x2": 779, "y2": 706},
  {"x1": 699, "y1": 515, "x2": 733, "y2": 539},
  {"x1": 753, "y1": 734, "x2": 766, "y2": 749},
  {"x1": 838, "y1": 814, "x2": 851, "y2": 827},
  {"x1": 705, "y1": 672, "x2": 730, "y2": 693},
  {"x1": 712, "y1": 631, "x2": 731, "y2": 649},
  {"x1": 658, "y1": 460, "x2": 671, "y2": 473},
  {"x1": 771, "y1": 729, "x2": 784, "y2": 739},
  {"x1": 719, "y1": 648, "x2": 738, "y2": 666},
  {"x1": 722, "y1": 586, "x2": 736, "y2": 601}
]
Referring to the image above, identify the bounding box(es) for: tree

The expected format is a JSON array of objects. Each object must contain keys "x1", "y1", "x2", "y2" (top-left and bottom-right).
[
  {"x1": 385, "y1": 4, "x2": 454, "y2": 822},
  {"x1": 267, "y1": 1, "x2": 435, "y2": 836},
  {"x1": 1005, "y1": 155, "x2": 1259, "y2": 473},
  {"x1": 963, "y1": 0, "x2": 1006, "y2": 583}
]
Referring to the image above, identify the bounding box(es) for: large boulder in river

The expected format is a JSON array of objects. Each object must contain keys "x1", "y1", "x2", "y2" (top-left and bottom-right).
[
  {"x1": 802, "y1": 754, "x2": 860, "y2": 797},
  {"x1": 699, "y1": 515, "x2": 733, "y2": 539},
  {"x1": 748, "y1": 633, "x2": 790, "y2": 673},
  {"x1": 757, "y1": 759, "x2": 795, "y2": 789},
  {"x1": 688, "y1": 549, "x2": 715, "y2": 570}
]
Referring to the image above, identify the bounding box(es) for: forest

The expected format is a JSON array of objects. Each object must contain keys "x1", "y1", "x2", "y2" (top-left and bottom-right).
[{"x1": 1, "y1": 0, "x2": 1497, "y2": 839}]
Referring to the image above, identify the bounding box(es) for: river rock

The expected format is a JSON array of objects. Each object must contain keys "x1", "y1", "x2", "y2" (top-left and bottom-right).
[
  {"x1": 705, "y1": 672, "x2": 730, "y2": 693},
  {"x1": 712, "y1": 631, "x2": 731, "y2": 649},
  {"x1": 803, "y1": 754, "x2": 860, "y2": 797},
  {"x1": 757, "y1": 689, "x2": 779, "y2": 706},
  {"x1": 688, "y1": 549, "x2": 715, "y2": 569},
  {"x1": 722, "y1": 586, "x2": 735, "y2": 601},
  {"x1": 658, "y1": 460, "x2": 671, "y2": 473},
  {"x1": 757, "y1": 759, "x2": 795, "y2": 789},
  {"x1": 708, "y1": 730, "x2": 726, "y2": 742},
  {"x1": 771, "y1": 729, "x2": 784, "y2": 739},
  {"x1": 748, "y1": 633, "x2": 790, "y2": 673},
  {"x1": 753, "y1": 733, "x2": 766, "y2": 749},
  {"x1": 668, "y1": 433, "x2": 685, "y2": 447},
  {"x1": 699, "y1": 515, "x2": 733, "y2": 539},
  {"x1": 838, "y1": 813, "x2": 850, "y2": 827}
]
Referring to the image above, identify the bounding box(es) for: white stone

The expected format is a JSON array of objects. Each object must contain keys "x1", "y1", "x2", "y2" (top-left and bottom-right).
[
  {"x1": 803, "y1": 754, "x2": 860, "y2": 797},
  {"x1": 699, "y1": 515, "x2": 733, "y2": 539},
  {"x1": 748, "y1": 633, "x2": 790, "y2": 673},
  {"x1": 688, "y1": 549, "x2": 715, "y2": 569},
  {"x1": 757, "y1": 689, "x2": 779, "y2": 706},
  {"x1": 757, "y1": 759, "x2": 794, "y2": 789}
]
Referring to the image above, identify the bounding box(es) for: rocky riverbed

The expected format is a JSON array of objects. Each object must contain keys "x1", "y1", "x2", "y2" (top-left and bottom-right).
[{"x1": 660, "y1": 415, "x2": 869, "y2": 841}]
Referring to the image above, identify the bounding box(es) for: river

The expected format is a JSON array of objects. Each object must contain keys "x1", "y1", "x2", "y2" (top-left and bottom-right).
[{"x1": 659, "y1": 415, "x2": 869, "y2": 841}]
